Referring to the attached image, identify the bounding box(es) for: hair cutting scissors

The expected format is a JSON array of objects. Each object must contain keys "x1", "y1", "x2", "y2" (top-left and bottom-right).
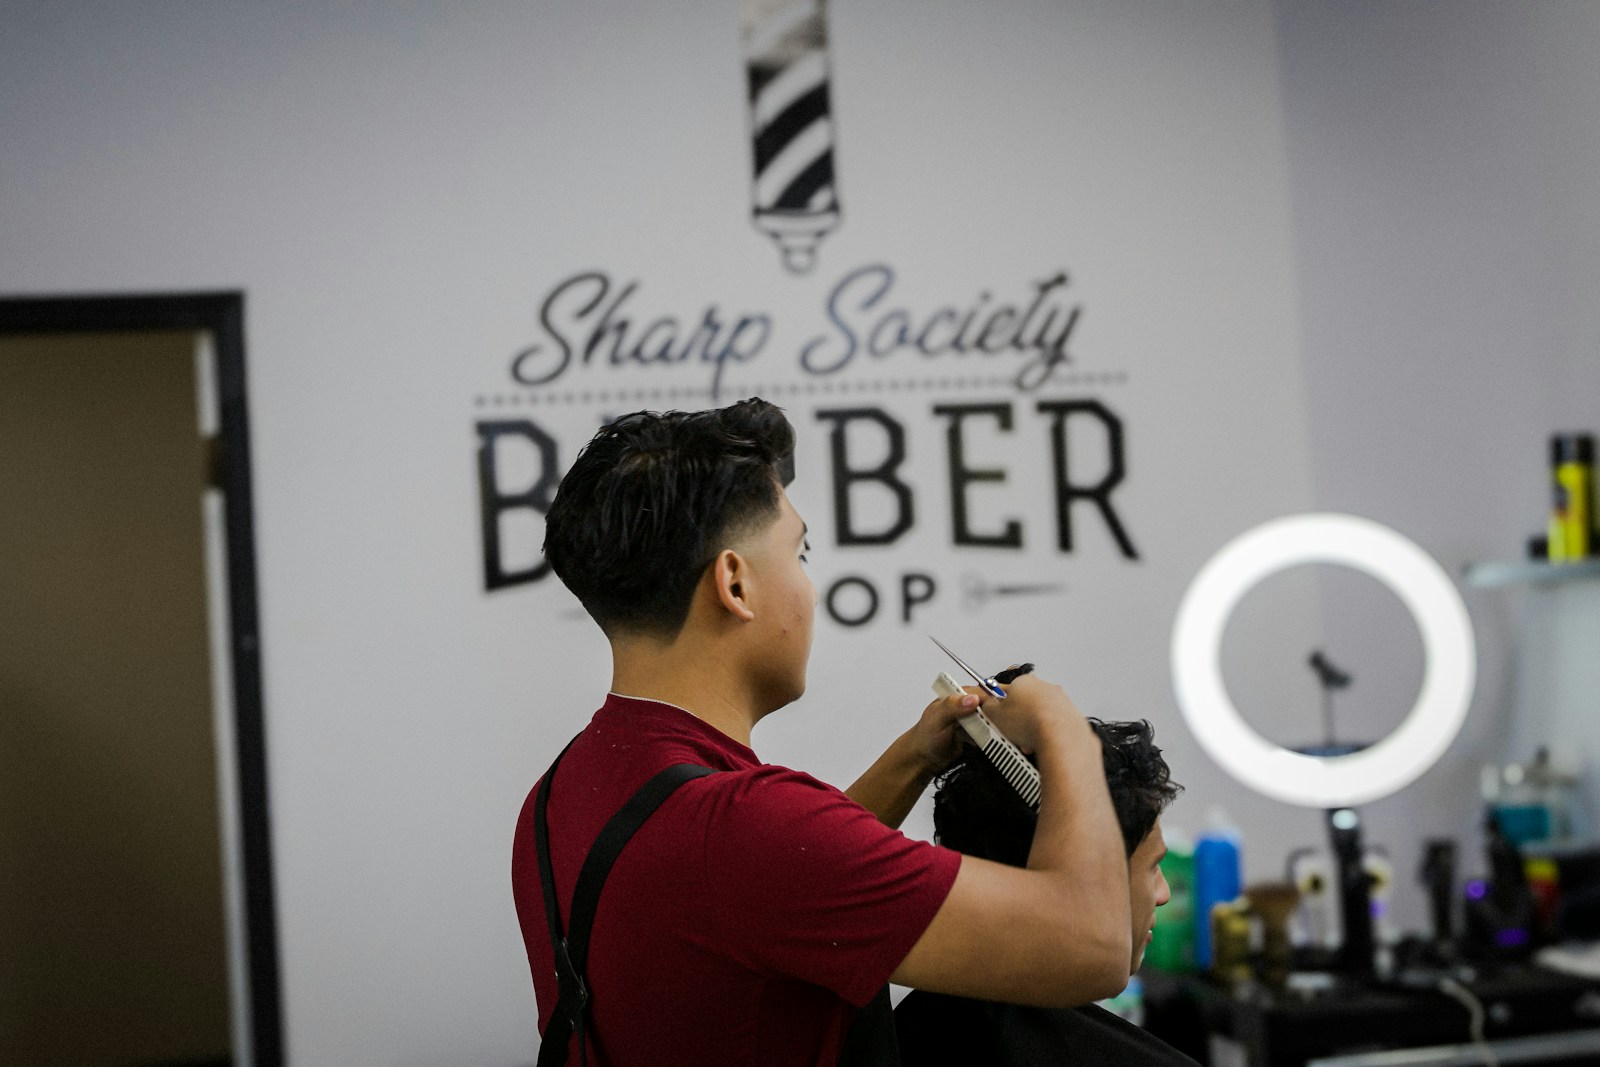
[
  {"x1": 929, "y1": 636, "x2": 1013, "y2": 699},
  {"x1": 928, "y1": 638, "x2": 1041, "y2": 810}
]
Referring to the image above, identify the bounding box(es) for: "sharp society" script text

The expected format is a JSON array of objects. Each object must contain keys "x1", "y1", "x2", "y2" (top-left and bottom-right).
[{"x1": 507, "y1": 264, "x2": 1087, "y2": 395}]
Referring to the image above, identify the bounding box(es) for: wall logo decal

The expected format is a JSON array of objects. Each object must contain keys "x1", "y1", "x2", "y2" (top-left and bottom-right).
[
  {"x1": 475, "y1": 273, "x2": 1139, "y2": 626},
  {"x1": 741, "y1": 0, "x2": 841, "y2": 273},
  {"x1": 474, "y1": 265, "x2": 1138, "y2": 620},
  {"x1": 470, "y1": 8, "x2": 1143, "y2": 627}
]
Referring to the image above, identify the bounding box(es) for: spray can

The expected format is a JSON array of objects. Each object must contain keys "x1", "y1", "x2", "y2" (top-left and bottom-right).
[
  {"x1": 1548, "y1": 433, "x2": 1594, "y2": 561},
  {"x1": 1193, "y1": 808, "x2": 1243, "y2": 969}
]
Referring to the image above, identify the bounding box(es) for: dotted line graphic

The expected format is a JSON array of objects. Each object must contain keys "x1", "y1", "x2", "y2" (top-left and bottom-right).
[{"x1": 473, "y1": 371, "x2": 1129, "y2": 408}]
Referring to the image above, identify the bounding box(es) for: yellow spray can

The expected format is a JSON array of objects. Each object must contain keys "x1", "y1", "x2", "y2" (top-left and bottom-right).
[{"x1": 1548, "y1": 434, "x2": 1594, "y2": 561}]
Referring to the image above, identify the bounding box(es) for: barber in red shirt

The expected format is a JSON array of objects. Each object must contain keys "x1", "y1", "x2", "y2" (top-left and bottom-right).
[{"x1": 512, "y1": 398, "x2": 1129, "y2": 1067}]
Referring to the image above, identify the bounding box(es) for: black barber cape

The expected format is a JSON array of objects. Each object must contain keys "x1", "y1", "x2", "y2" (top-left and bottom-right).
[{"x1": 895, "y1": 989, "x2": 1199, "y2": 1067}]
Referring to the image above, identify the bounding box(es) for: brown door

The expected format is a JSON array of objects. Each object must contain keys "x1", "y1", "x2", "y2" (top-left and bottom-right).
[{"x1": 1, "y1": 330, "x2": 232, "y2": 1066}]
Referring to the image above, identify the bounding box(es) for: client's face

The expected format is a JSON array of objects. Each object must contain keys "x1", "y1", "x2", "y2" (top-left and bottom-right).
[{"x1": 1127, "y1": 819, "x2": 1171, "y2": 973}]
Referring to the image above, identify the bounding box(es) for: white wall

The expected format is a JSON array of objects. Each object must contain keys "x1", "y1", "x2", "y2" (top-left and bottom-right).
[
  {"x1": 3, "y1": 2, "x2": 1596, "y2": 1063},
  {"x1": 1275, "y1": 0, "x2": 1600, "y2": 925}
]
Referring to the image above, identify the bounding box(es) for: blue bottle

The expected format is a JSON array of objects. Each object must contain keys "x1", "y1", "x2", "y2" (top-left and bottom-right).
[{"x1": 1193, "y1": 808, "x2": 1242, "y2": 970}]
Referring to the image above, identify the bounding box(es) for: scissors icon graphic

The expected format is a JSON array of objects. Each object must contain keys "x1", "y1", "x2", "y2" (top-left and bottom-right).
[{"x1": 960, "y1": 573, "x2": 1064, "y2": 613}]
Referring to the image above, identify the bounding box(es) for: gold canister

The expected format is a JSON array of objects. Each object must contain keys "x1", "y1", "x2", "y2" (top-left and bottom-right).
[{"x1": 1208, "y1": 899, "x2": 1254, "y2": 989}]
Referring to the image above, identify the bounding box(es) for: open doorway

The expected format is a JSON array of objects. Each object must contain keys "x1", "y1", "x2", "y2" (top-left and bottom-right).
[{"x1": 0, "y1": 295, "x2": 280, "y2": 1067}]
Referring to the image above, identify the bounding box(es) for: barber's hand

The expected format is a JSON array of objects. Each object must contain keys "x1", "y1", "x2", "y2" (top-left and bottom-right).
[
  {"x1": 907, "y1": 688, "x2": 984, "y2": 775},
  {"x1": 980, "y1": 673, "x2": 1091, "y2": 755}
]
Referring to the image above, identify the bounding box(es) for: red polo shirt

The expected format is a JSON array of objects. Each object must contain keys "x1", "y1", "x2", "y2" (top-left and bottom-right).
[{"x1": 512, "y1": 694, "x2": 961, "y2": 1067}]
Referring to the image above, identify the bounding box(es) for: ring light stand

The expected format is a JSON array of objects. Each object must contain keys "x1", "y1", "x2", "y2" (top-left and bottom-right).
[{"x1": 1172, "y1": 514, "x2": 1477, "y2": 974}]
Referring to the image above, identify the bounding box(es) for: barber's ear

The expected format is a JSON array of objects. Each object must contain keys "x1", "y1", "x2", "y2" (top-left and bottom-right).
[{"x1": 711, "y1": 548, "x2": 756, "y2": 622}]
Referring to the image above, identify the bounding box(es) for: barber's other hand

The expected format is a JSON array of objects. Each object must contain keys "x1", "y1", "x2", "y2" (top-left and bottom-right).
[{"x1": 980, "y1": 673, "x2": 1090, "y2": 755}]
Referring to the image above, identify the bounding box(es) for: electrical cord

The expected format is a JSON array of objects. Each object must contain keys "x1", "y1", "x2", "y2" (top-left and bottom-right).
[{"x1": 1437, "y1": 976, "x2": 1499, "y2": 1067}]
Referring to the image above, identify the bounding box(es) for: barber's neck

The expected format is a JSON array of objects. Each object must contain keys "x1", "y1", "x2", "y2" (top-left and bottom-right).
[{"x1": 609, "y1": 628, "x2": 767, "y2": 749}]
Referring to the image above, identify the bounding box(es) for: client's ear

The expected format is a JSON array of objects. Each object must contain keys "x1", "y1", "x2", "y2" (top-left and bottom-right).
[{"x1": 710, "y1": 548, "x2": 756, "y2": 623}]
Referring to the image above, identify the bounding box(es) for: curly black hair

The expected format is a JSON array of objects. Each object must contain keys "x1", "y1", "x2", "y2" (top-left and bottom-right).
[
  {"x1": 932, "y1": 718, "x2": 1182, "y2": 864},
  {"x1": 542, "y1": 398, "x2": 796, "y2": 638}
]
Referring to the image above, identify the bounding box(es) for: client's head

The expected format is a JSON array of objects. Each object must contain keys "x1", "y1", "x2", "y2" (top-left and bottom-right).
[{"x1": 932, "y1": 718, "x2": 1183, "y2": 974}]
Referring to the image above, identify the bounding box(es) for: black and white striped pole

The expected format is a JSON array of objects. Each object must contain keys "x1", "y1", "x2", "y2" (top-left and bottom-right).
[{"x1": 740, "y1": 0, "x2": 842, "y2": 274}]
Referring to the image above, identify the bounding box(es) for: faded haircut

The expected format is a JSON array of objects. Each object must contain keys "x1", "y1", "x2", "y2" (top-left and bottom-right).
[{"x1": 542, "y1": 398, "x2": 796, "y2": 639}]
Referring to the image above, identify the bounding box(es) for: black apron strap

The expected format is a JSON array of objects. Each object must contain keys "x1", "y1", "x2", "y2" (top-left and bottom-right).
[
  {"x1": 533, "y1": 743, "x2": 578, "y2": 1067},
  {"x1": 533, "y1": 745, "x2": 715, "y2": 1067},
  {"x1": 837, "y1": 985, "x2": 901, "y2": 1067},
  {"x1": 533, "y1": 738, "x2": 579, "y2": 1030},
  {"x1": 565, "y1": 763, "x2": 717, "y2": 977}
]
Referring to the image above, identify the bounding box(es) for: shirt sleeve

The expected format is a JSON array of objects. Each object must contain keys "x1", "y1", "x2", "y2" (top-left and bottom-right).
[{"x1": 699, "y1": 764, "x2": 962, "y2": 1007}]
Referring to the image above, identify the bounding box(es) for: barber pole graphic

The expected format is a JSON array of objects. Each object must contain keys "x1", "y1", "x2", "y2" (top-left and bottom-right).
[{"x1": 740, "y1": 0, "x2": 841, "y2": 273}]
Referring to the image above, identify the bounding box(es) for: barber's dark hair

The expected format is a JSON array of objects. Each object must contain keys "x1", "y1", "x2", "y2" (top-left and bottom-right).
[
  {"x1": 542, "y1": 398, "x2": 796, "y2": 638},
  {"x1": 932, "y1": 718, "x2": 1181, "y2": 864}
]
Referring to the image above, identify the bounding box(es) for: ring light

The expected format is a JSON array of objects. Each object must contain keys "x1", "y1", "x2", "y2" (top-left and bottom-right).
[{"x1": 1171, "y1": 513, "x2": 1475, "y2": 809}]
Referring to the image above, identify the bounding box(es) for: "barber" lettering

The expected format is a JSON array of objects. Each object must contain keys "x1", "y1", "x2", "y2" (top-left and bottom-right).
[{"x1": 475, "y1": 400, "x2": 1137, "y2": 621}]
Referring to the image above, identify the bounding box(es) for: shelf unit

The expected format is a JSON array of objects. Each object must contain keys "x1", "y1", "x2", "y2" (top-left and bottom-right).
[{"x1": 1462, "y1": 557, "x2": 1600, "y2": 588}]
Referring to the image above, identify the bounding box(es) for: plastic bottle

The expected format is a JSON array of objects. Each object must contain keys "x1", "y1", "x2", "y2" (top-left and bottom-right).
[
  {"x1": 1145, "y1": 828, "x2": 1196, "y2": 972},
  {"x1": 1193, "y1": 807, "x2": 1243, "y2": 970}
]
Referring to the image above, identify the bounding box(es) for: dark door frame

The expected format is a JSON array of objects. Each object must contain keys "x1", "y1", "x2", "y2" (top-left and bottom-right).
[{"x1": 0, "y1": 292, "x2": 282, "y2": 1067}]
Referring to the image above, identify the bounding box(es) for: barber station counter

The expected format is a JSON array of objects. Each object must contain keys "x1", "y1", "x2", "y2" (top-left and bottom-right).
[{"x1": 1141, "y1": 963, "x2": 1600, "y2": 1067}]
